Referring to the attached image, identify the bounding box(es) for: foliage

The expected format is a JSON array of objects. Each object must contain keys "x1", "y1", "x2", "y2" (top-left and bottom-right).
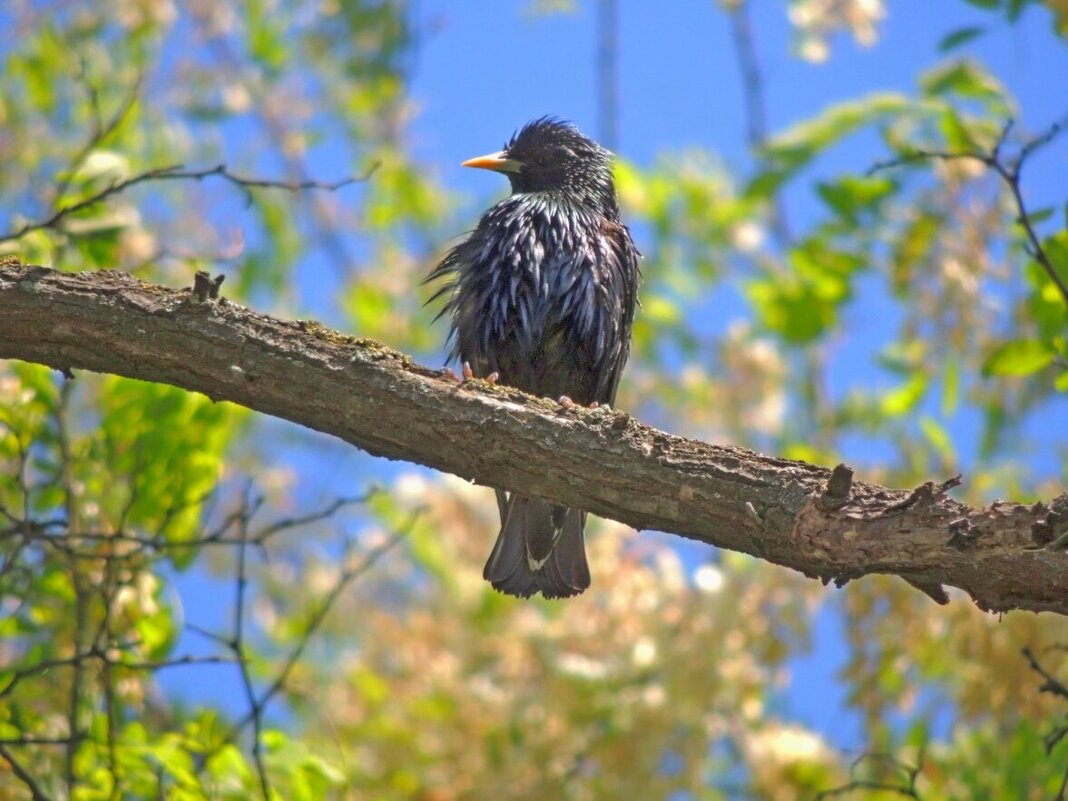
[{"x1": 1, "y1": 1, "x2": 1067, "y2": 799}]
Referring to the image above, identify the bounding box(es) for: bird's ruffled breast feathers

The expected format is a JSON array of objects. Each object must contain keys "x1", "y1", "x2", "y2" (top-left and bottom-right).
[{"x1": 429, "y1": 194, "x2": 637, "y2": 367}]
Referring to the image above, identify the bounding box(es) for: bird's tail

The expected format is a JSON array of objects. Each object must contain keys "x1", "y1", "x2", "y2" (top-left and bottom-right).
[{"x1": 483, "y1": 493, "x2": 590, "y2": 599}]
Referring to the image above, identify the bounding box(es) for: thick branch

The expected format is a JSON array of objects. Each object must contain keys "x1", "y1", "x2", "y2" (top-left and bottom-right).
[{"x1": 1, "y1": 261, "x2": 1066, "y2": 615}]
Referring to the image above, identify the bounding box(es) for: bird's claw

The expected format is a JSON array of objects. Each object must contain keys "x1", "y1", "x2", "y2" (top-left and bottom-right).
[
  {"x1": 441, "y1": 367, "x2": 461, "y2": 383},
  {"x1": 557, "y1": 396, "x2": 602, "y2": 411},
  {"x1": 459, "y1": 361, "x2": 499, "y2": 385}
]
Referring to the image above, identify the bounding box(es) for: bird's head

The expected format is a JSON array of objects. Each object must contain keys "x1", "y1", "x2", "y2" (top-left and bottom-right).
[{"x1": 462, "y1": 117, "x2": 617, "y2": 214}]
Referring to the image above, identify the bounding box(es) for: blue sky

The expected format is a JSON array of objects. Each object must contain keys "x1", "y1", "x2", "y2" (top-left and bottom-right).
[
  {"x1": 412, "y1": 1, "x2": 1067, "y2": 202},
  {"x1": 162, "y1": 0, "x2": 1067, "y2": 755}
]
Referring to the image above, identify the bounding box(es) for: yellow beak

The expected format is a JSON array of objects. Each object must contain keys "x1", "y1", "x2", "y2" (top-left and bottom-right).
[{"x1": 461, "y1": 151, "x2": 523, "y2": 173}]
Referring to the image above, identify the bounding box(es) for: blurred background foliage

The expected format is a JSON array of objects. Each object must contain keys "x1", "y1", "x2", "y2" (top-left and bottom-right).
[{"x1": 1, "y1": 0, "x2": 1068, "y2": 798}]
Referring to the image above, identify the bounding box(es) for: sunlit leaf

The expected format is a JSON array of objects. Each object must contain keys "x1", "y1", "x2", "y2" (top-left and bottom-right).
[
  {"x1": 881, "y1": 373, "x2": 927, "y2": 416},
  {"x1": 982, "y1": 340, "x2": 1056, "y2": 376},
  {"x1": 919, "y1": 415, "x2": 955, "y2": 462},
  {"x1": 921, "y1": 60, "x2": 1010, "y2": 112},
  {"x1": 748, "y1": 93, "x2": 911, "y2": 198},
  {"x1": 816, "y1": 175, "x2": 897, "y2": 223},
  {"x1": 1025, "y1": 206, "x2": 1055, "y2": 224}
]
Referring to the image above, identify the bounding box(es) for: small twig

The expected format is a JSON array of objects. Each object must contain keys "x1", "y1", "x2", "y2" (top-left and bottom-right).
[
  {"x1": 0, "y1": 473, "x2": 381, "y2": 795},
  {"x1": 185, "y1": 622, "x2": 233, "y2": 647},
  {"x1": 224, "y1": 520, "x2": 413, "y2": 743},
  {"x1": 870, "y1": 115, "x2": 1068, "y2": 305},
  {"x1": 97, "y1": 548, "x2": 121, "y2": 801},
  {"x1": 51, "y1": 69, "x2": 145, "y2": 209},
  {"x1": 209, "y1": 34, "x2": 367, "y2": 278},
  {"x1": 728, "y1": 0, "x2": 792, "y2": 247},
  {"x1": 815, "y1": 749, "x2": 925, "y2": 800},
  {"x1": 56, "y1": 383, "x2": 85, "y2": 797},
  {"x1": 190, "y1": 271, "x2": 225, "y2": 302},
  {"x1": 816, "y1": 463, "x2": 854, "y2": 512},
  {"x1": 0, "y1": 736, "x2": 82, "y2": 746},
  {"x1": 0, "y1": 743, "x2": 54, "y2": 801},
  {"x1": 0, "y1": 161, "x2": 379, "y2": 245},
  {"x1": 250, "y1": 490, "x2": 381, "y2": 545},
  {"x1": 2, "y1": 486, "x2": 376, "y2": 559},
  {"x1": 0, "y1": 650, "x2": 234, "y2": 701},
  {"x1": 596, "y1": 0, "x2": 619, "y2": 152},
  {"x1": 231, "y1": 492, "x2": 272, "y2": 801},
  {"x1": 1023, "y1": 647, "x2": 1068, "y2": 702},
  {"x1": 815, "y1": 780, "x2": 921, "y2": 799},
  {"x1": 1022, "y1": 647, "x2": 1068, "y2": 780}
]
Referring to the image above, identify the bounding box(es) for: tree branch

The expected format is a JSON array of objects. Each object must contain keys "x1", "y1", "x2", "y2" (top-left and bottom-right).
[
  {"x1": 0, "y1": 743, "x2": 54, "y2": 801},
  {"x1": 869, "y1": 114, "x2": 1068, "y2": 306},
  {"x1": 1, "y1": 261, "x2": 1066, "y2": 616},
  {"x1": 728, "y1": 0, "x2": 793, "y2": 247},
  {"x1": 0, "y1": 162, "x2": 379, "y2": 245}
]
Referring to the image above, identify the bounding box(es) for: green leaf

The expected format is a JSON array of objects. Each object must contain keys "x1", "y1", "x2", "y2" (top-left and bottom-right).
[
  {"x1": 748, "y1": 93, "x2": 911, "y2": 198},
  {"x1": 982, "y1": 340, "x2": 1055, "y2": 376},
  {"x1": 262, "y1": 729, "x2": 288, "y2": 752},
  {"x1": 748, "y1": 280, "x2": 831, "y2": 343},
  {"x1": 1043, "y1": 230, "x2": 1068, "y2": 282},
  {"x1": 919, "y1": 415, "x2": 955, "y2": 462},
  {"x1": 1025, "y1": 206, "x2": 1055, "y2": 225},
  {"x1": 816, "y1": 175, "x2": 897, "y2": 223},
  {"x1": 204, "y1": 743, "x2": 254, "y2": 787},
  {"x1": 939, "y1": 107, "x2": 979, "y2": 150},
  {"x1": 1023, "y1": 261, "x2": 1068, "y2": 341},
  {"x1": 96, "y1": 378, "x2": 241, "y2": 557},
  {"x1": 942, "y1": 357, "x2": 960, "y2": 415},
  {"x1": 938, "y1": 26, "x2": 986, "y2": 52},
  {"x1": 642, "y1": 294, "x2": 682, "y2": 326},
  {"x1": 72, "y1": 150, "x2": 131, "y2": 184},
  {"x1": 921, "y1": 60, "x2": 1009, "y2": 109},
  {"x1": 881, "y1": 373, "x2": 927, "y2": 417}
]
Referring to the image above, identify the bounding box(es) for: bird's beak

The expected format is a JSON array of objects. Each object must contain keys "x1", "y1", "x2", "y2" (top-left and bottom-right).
[{"x1": 461, "y1": 151, "x2": 523, "y2": 174}]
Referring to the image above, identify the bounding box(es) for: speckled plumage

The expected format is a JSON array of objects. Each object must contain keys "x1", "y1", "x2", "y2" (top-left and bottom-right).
[{"x1": 427, "y1": 117, "x2": 640, "y2": 599}]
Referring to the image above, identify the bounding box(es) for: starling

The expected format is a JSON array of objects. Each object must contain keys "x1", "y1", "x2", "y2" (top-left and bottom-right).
[{"x1": 427, "y1": 117, "x2": 640, "y2": 599}]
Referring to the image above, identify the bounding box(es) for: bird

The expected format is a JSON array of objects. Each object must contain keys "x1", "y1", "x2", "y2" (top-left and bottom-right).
[{"x1": 426, "y1": 117, "x2": 640, "y2": 599}]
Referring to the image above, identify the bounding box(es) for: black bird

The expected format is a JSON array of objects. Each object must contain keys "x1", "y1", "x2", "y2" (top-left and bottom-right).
[{"x1": 427, "y1": 117, "x2": 640, "y2": 599}]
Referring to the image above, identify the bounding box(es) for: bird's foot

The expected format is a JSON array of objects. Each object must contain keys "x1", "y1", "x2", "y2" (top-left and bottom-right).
[
  {"x1": 441, "y1": 367, "x2": 461, "y2": 382},
  {"x1": 461, "y1": 361, "x2": 499, "y2": 385},
  {"x1": 557, "y1": 396, "x2": 602, "y2": 411}
]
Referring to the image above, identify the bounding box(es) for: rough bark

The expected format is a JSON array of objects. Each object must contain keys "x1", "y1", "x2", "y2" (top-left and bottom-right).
[{"x1": 1, "y1": 260, "x2": 1066, "y2": 615}]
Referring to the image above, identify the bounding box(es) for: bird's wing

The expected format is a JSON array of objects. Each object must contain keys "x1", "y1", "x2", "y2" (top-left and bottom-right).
[{"x1": 597, "y1": 218, "x2": 641, "y2": 406}]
